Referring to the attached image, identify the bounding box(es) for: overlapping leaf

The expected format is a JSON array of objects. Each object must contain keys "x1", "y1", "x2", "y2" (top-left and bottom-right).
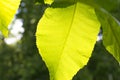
[
  {"x1": 0, "y1": 0, "x2": 21, "y2": 36},
  {"x1": 96, "y1": 10, "x2": 120, "y2": 62},
  {"x1": 36, "y1": 2, "x2": 100, "y2": 80},
  {"x1": 44, "y1": 0, "x2": 120, "y2": 12}
]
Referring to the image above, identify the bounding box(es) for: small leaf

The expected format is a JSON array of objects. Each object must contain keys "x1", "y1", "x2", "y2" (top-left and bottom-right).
[
  {"x1": 36, "y1": 2, "x2": 100, "y2": 80},
  {"x1": 96, "y1": 9, "x2": 120, "y2": 62},
  {"x1": 44, "y1": 0, "x2": 54, "y2": 4},
  {"x1": 0, "y1": 0, "x2": 21, "y2": 37}
]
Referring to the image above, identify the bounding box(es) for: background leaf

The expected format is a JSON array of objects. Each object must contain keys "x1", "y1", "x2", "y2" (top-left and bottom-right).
[
  {"x1": 79, "y1": 0, "x2": 120, "y2": 12},
  {"x1": 96, "y1": 9, "x2": 120, "y2": 62},
  {"x1": 0, "y1": 0, "x2": 21, "y2": 37},
  {"x1": 49, "y1": 0, "x2": 120, "y2": 12},
  {"x1": 36, "y1": 2, "x2": 100, "y2": 80}
]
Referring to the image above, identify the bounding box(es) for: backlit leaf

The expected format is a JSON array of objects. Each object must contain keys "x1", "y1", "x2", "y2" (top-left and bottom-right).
[
  {"x1": 0, "y1": 0, "x2": 21, "y2": 37},
  {"x1": 36, "y1": 2, "x2": 100, "y2": 80},
  {"x1": 44, "y1": 0, "x2": 54, "y2": 4}
]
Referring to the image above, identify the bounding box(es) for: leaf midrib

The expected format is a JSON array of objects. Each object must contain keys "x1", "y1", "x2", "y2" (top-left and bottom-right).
[{"x1": 53, "y1": 1, "x2": 77, "y2": 79}]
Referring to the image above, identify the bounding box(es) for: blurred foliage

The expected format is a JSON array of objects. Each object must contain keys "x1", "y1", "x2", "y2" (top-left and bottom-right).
[
  {"x1": 0, "y1": 0, "x2": 49, "y2": 80},
  {"x1": 73, "y1": 41, "x2": 120, "y2": 80},
  {"x1": 0, "y1": 0, "x2": 120, "y2": 80}
]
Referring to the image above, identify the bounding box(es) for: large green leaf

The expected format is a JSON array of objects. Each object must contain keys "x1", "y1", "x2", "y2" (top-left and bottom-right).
[
  {"x1": 0, "y1": 0, "x2": 21, "y2": 36},
  {"x1": 36, "y1": 2, "x2": 100, "y2": 80},
  {"x1": 96, "y1": 10, "x2": 120, "y2": 62}
]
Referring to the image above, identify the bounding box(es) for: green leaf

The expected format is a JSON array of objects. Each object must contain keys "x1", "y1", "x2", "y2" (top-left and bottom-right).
[
  {"x1": 79, "y1": 0, "x2": 120, "y2": 11},
  {"x1": 44, "y1": 0, "x2": 54, "y2": 4},
  {"x1": 96, "y1": 9, "x2": 120, "y2": 62},
  {"x1": 36, "y1": 2, "x2": 100, "y2": 80},
  {"x1": 0, "y1": 0, "x2": 21, "y2": 37},
  {"x1": 49, "y1": 0, "x2": 120, "y2": 12},
  {"x1": 93, "y1": 0, "x2": 119, "y2": 11}
]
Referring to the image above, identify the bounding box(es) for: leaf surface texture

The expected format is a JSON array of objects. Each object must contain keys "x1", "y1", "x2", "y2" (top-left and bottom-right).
[{"x1": 36, "y1": 2, "x2": 100, "y2": 80}]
